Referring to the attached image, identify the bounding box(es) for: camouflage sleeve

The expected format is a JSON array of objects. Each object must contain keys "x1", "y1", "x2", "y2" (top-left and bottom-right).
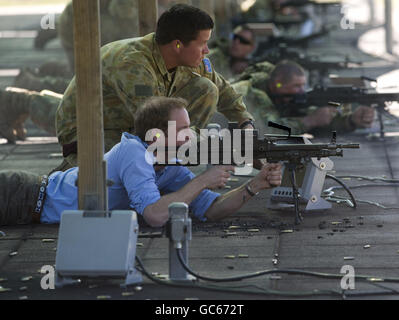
[
  {"x1": 232, "y1": 81, "x2": 306, "y2": 134},
  {"x1": 56, "y1": 58, "x2": 158, "y2": 146},
  {"x1": 105, "y1": 60, "x2": 157, "y2": 114},
  {"x1": 198, "y1": 58, "x2": 254, "y2": 124}
]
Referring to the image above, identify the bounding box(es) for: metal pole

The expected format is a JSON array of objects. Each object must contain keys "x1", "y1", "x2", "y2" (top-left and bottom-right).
[
  {"x1": 72, "y1": 0, "x2": 106, "y2": 211},
  {"x1": 385, "y1": 0, "x2": 393, "y2": 54},
  {"x1": 138, "y1": 0, "x2": 158, "y2": 36}
]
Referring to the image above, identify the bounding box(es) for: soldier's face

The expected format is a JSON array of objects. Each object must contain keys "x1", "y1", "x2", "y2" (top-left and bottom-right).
[
  {"x1": 271, "y1": 75, "x2": 306, "y2": 104},
  {"x1": 179, "y1": 29, "x2": 212, "y2": 67},
  {"x1": 274, "y1": 75, "x2": 306, "y2": 95},
  {"x1": 230, "y1": 30, "x2": 256, "y2": 59}
]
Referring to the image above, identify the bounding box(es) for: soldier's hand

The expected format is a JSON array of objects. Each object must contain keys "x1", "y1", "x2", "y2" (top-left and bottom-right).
[
  {"x1": 198, "y1": 165, "x2": 235, "y2": 190},
  {"x1": 250, "y1": 163, "x2": 282, "y2": 192},
  {"x1": 302, "y1": 106, "x2": 336, "y2": 130},
  {"x1": 350, "y1": 106, "x2": 375, "y2": 128}
]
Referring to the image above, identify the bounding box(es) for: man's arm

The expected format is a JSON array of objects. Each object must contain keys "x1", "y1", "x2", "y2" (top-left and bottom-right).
[
  {"x1": 143, "y1": 165, "x2": 234, "y2": 227},
  {"x1": 204, "y1": 163, "x2": 282, "y2": 221}
]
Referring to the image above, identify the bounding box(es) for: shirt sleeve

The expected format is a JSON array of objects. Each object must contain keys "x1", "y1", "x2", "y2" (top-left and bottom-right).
[
  {"x1": 161, "y1": 166, "x2": 220, "y2": 221},
  {"x1": 117, "y1": 140, "x2": 161, "y2": 215}
]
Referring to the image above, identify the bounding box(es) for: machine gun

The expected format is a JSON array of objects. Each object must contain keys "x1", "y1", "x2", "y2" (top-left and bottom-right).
[
  {"x1": 272, "y1": 85, "x2": 399, "y2": 139},
  {"x1": 252, "y1": 43, "x2": 360, "y2": 86},
  {"x1": 154, "y1": 122, "x2": 359, "y2": 224}
]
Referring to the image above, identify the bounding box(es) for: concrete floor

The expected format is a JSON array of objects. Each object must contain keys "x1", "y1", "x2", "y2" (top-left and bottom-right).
[{"x1": 1, "y1": 2, "x2": 399, "y2": 303}]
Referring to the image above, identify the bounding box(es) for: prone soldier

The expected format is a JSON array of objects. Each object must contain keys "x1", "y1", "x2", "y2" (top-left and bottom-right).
[{"x1": 231, "y1": 60, "x2": 375, "y2": 136}]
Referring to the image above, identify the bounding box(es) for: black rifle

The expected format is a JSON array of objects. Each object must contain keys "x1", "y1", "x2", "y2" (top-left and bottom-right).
[
  {"x1": 271, "y1": 85, "x2": 399, "y2": 139},
  {"x1": 155, "y1": 122, "x2": 360, "y2": 224},
  {"x1": 253, "y1": 43, "x2": 361, "y2": 85}
]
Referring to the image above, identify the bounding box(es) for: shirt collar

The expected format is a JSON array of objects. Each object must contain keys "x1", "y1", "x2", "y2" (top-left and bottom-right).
[{"x1": 122, "y1": 132, "x2": 149, "y2": 148}]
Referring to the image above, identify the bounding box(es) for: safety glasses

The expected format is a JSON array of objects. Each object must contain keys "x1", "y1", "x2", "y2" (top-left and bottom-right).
[{"x1": 233, "y1": 33, "x2": 253, "y2": 45}]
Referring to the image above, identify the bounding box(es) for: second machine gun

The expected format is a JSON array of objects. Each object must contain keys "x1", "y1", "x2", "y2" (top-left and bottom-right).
[{"x1": 275, "y1": 85, "x2": 399, "y2": 139}]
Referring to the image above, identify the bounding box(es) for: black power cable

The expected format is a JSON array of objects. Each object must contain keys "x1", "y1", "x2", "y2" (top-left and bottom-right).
[
  {"x1": 325, "y1": 174, "x2": 357, "y2": 208},
  {"x1": 175, "y1": 247, "x2": 399, "y2": 284}
]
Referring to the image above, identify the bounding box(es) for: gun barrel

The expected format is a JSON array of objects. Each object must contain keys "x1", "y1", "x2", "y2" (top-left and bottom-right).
[{"x1": 337, "y1": 143, "x2": 360, "y2": 149}]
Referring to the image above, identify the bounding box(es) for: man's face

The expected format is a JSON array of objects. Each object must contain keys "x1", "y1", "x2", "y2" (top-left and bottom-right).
[
  {"x1": 230, "y1": 29, "x2": 256, "y2": 59},
  {"x1": 166, "y1": 107, "x2": 192, "y2": 148},
  {"x1": 269, "y1": 75, "x2": 306, "y2": 104},
  {"x1": 272, "y1": 75, "x2": 306, "y2": 95},
  {"x1": 178, "y1": 29, "x2": 211, "y2": 68}
]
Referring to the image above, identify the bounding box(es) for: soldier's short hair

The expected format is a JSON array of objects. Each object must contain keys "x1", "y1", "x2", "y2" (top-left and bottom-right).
[
  {"x1": 269, "y1": 60, "x2": 305, "y2": 85},
  {"x1": 134, "y1": 96, "x2": 188, "y2": 141},
  {"x1": 155, "y1": 4, "x2": 214, "y2": 45}
]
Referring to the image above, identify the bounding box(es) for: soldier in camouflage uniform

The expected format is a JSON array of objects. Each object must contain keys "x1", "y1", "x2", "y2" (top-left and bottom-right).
[
  {"x1": 232, "y1": 60, "x2": 375, "y2": 136},
  {"x1": 13, "y1": 61, "x2": 72, "y2": 95},
  {"x1": 54, "y1": 4, "x2": 255, "y2": 171},
  {"x1": 207, "y1": 24, "x2": 257, "y2": 81},
  {"x1": 0, "y1": 87, "x2": 61, "y2": 144},
  {"x1": 0, "y1": 0, "x2": 141, "y2": 143}
]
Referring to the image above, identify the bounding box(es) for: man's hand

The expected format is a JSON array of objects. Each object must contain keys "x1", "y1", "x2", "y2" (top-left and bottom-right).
[
  {"x1": 350, "y1": 106, "x2": 375, "y2": 128},
  {"x1": 249, "y1": 163, "x2": 283, "y2": 193},
  {"x1": 197, "y1": 165, "x2": 235, "y2": 190},
  {"x1": 302, "y1": 106, "x2": 337, "y2": 130},
  {"x1": 239, "y1": 119, "x2": 255, "y2": 130}
]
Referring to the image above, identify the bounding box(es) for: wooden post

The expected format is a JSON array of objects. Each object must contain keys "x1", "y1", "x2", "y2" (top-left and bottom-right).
[
  {"x1": 197, "y1": 0, "x2": 214, "y2": 19},
  {"x1": 72, "y1": 0, "x2": 107, "y2": 211},
  {"x1": 138, "y1": 0, "x2": 158, "y2": 36},
  {"x1": 385, "y1": 0, "x2": 393, "y2": 54}
]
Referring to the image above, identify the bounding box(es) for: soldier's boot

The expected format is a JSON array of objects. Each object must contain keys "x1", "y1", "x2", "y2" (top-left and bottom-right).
[
  {"x1": 34, "y1": 28, "x2": 58, "y2": 50},
  {"x1": 14, "y1": 68, "x2": 70, "y2": 94},
  {"x1": 38, "y1": 61, "x2": 73, "y2": 78},
  {"x1": 0, "y1": 87, "x2": 31, "y2": 144},
  {"x1": 14, "y1": 68, "x2": 46, "y2": 92}
]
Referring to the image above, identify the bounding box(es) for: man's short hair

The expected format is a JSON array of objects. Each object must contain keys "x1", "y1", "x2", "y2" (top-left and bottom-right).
[
  {"x1": 233, "y1": 24, "x2": 256, "y2": 43},
  {"x1": 268, "y1": 60, "x2": 305, "y2": 85},
  {"x1": 155, "y1": 4, "x2": 214, "y2": 45},
  {"x1": 134, "y1": 96, "x2": 188, "y2": 141}
]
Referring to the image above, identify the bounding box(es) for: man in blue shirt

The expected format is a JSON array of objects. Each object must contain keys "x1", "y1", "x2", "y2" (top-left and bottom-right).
[{"x1": 0, "y1": 96, "x2": 282, "y2": 227}]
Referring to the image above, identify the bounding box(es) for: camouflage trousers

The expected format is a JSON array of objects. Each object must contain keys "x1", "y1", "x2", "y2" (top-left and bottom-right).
[
  {"x1": 53, "y1": 75, "x2": 219, "y2": 172},
  {"x1": 29, "y1": 90, "x2": 62, "y2": 135},
  {"x1": 0, "y1": 170, "x2": 44, "y2": 226}
]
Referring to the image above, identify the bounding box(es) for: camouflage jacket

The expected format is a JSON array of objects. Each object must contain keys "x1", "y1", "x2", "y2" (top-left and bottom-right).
[{"x1": 56, "y1": 33, "x2": 253, "y2": 148}]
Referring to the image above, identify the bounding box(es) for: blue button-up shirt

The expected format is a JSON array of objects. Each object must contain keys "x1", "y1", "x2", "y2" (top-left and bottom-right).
[{"x1": 41, "y1": 133, "x2": 220, "y2": 224}]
